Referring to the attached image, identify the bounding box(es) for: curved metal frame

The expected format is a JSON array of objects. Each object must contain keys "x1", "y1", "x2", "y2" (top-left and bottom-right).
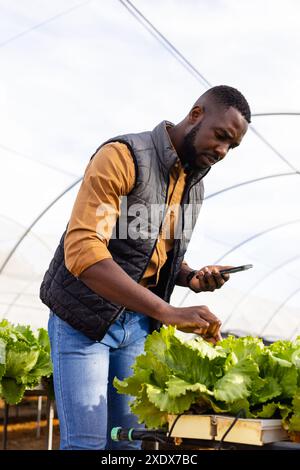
[
  {"x1": 288, "y1": 305, "x2": 300, "y2": 339},
  {"x1": 4, "y1": 275, "x2": 41, "y2": 317},
  {"x1": 0, "y1": 177, "x2": 82, "y2": 275},
  {"x1": 252, "y1": 112, "x2": 300, "y2": 117},
  {"x1": 0, "y1": 143, "x2": 79, "y2": 178},
  {"x1": 0, "y1": 0, "x2": 94, "y2": 49},
  {"x1": 205, "y1": 172, "x2": 298, "y2": 200},
  {"x1": 222, "y1": 253, "x2": 300, "y2": 329},
  {"x1": 120, "y1": 0, "x2": 298, "y2": 173},
  {"x1": 249, "y1": 126, "x2": 298, "y2": 172},
  {"x1": 179, "y1": 219, "x2": 300, "y2": 307},
  {"x1": 0, "y1": 214, "x2": 52, "y2": 253},
  {"x1": 260, "y1": 286, "x2": 300, "y2": 336},
  {"x1": 213, "y1": 219, "x2": 300, "y2": 264},
  {"x1": 0, "y1": 301, "x2": 47, "y2": 313}
]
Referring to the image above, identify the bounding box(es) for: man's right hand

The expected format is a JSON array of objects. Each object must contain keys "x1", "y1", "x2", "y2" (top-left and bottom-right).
[
  {"x1": 160, "y1": 305, "x2": 222, "y2": 340},
  {"x1": 80, "y1": 259, "x2": 222, "y2": 342}
]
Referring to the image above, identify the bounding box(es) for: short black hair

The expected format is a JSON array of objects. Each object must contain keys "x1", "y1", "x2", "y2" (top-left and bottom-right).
[{"x1": 204, "y1": 85, "x2": 251, "y2": 123}]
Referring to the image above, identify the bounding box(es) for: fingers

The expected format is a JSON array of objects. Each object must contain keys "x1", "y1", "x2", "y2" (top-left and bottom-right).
[
  {"x1": 200, "y1": 314, "x2": 221, "y2": 340},
  {"x1": 211, "y1": 268, "x2": 226, "y2": 288},
  {"x1": 195, "y1": 317, "x2": 222, "y2": 341},
  {"x1": 216, "y1": 265, "x2": 232, "y2": 282},
  {"x1": 191, "y1": 306, "x2": 221, "y2": 340},
  {"x1": 193, "y1": 331, "x2": 222, "y2": 344},
  {"x1": 195, "y1": 321, "x2": 210, "y2": 334},
  {"x1": 179, "y1": 325, "x2": 209, "y2": 335},
  {"x1": 172, "y1": 305, "x2": 222, "y2": 339},
  {"x1": 203, "y1": 335, "x2": 217, "y2": 345},
  {"x1": 176, "y1": 317, "x2": 210, "y2": 335},
  {"x1": 196, "y1": 266, "x2": 231, "y2": 291},
  {"x1": 209, "y1": 321, "x2": 221, "y2": 336},
  {"x1": 219, "y1": 270, "x2": 230, "y2": 282},
  {"x1": 215, "y1": 330, "x2": 223, "y2": 341},
  {"x1": 195, "y1": 270, "x2": 206, "y2": 291},
  {"x1": 192, "y1": 326, "x2": 209, "y2": 336},
  {"x1": 202, "y1": 267, "x2": 218, "y2": 291},
  {"x1": 196, "y1": 305, "x2": 221, "y2": 326}
]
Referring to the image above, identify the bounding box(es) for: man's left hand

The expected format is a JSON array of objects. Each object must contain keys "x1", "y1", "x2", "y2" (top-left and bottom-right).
[{"x1": 188, "y1": 265, "x2": 233, "y2": 293}]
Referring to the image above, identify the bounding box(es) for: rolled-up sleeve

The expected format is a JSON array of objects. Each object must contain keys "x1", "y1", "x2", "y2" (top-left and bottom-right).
[{"x1": 64, "y1": 142, "x2": 135, "y2": 277}]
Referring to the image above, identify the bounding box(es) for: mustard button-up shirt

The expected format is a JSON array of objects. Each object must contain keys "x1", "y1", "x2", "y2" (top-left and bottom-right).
[{"x1": 64, "y1": 142, "x2": 186, "y2": 287}]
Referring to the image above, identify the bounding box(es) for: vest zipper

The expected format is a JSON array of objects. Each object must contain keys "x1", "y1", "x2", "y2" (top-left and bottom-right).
[
  {"x1": 114, "y1": 172, "x2": 171, "y2": 321},
  {"x1": 165, "y1": 169, "x2": 209, "y2": 298},
  {"x1": 137, "y1": 174, "x2": 170, "y2": 283}
]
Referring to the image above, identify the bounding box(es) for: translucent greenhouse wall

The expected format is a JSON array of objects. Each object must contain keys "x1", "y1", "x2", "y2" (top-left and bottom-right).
[{"x1": 0, "y1": 0, "x2": 299, "y2": 338}]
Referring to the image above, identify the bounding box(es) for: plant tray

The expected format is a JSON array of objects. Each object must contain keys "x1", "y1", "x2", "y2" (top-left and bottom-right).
[{"x1": 168, "y1": 414, "x2": 288, "y2": 446}]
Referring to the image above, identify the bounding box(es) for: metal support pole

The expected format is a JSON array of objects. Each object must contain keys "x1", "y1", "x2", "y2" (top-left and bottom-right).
[
  {"x1": 36, "y1": 396, "x2": 43, "y2": 439},
  {"x1": 2, "y1": 402, "x2": 9, "y2": 450},
  {"x1": 46, "y1": 398, "x2": 54, "y2": 450}
]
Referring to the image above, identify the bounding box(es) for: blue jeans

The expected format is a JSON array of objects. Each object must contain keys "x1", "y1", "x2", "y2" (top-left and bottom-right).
[{"x1": 48, "y1": 310, "x2": 151, "y2": 450}]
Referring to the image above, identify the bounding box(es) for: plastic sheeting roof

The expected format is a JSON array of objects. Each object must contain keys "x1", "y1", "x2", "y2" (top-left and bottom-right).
[{"x1": 0, "y1": 0, "x2": 299, "y2": 339}]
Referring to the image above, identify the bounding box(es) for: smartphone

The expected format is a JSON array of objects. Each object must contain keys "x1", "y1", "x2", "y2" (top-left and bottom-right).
[{"x1": 219, "y1": 264, "x2": 253, "y2": 274}]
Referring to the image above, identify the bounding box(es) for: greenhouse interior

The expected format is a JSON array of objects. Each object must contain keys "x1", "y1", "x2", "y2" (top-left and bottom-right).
[{"x1": 0, "y1": 0, "x2": 300, "y2": 454}]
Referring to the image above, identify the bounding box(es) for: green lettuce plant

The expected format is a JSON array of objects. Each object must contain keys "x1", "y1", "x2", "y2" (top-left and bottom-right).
[
  {"x1": 0, "y1": 319, "x2": 53, "y2": 405},
  {"x1": 114, "y1": 326, "x2": 300, "y2": 433}
]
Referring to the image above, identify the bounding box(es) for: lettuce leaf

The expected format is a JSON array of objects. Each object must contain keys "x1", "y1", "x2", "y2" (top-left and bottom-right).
[
  {"x1": 146, "y1": 383, "x2": 197, "y2": 414},
  {"x1": 114, "y1": 326, "x2": 300, "y2": 432},
  {"x1": 131, "y1": 387, "x2": 168, "y2": 428},
  {"x1": 288, "y1": 389, "x2": 300, "y2": 431},
  {"x1": 0, "y1": 320, "x2": 53, "y2": 405},
  {"x1": 214, "y1": 357, "x2": 258, "y2": 402},
  {"x1": 1, "y1": 377, "x2": 27, "y2": 405}
]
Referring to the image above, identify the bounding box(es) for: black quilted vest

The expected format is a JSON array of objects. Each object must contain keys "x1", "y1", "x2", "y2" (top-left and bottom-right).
[{"x1": 40, "y1": 121, "x2": 209, "y2": 340}]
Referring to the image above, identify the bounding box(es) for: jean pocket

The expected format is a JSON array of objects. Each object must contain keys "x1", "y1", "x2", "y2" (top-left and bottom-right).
[{"x1": 126, "y1": 311, "x2": 147, "y2": 326}]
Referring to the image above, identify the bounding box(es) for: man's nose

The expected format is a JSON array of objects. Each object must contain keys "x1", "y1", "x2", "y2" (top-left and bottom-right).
[{"x1": 215, "y1": 143, "x2": 229, "y2": 159}]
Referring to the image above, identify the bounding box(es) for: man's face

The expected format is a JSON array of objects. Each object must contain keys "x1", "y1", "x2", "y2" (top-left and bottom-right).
[{"x1": 182, "y1": 106, "x2": 248, "y2": 171}]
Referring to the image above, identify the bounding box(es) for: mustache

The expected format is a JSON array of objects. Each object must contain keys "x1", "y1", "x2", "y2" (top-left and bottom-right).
[{"x1": 202, "y1": 153, "x2": 220, "y2": 163}]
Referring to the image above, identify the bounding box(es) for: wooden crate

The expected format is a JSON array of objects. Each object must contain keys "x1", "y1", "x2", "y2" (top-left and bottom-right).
[{"x1": 168, "y1": 414, "x2": 288, "y2": 446}]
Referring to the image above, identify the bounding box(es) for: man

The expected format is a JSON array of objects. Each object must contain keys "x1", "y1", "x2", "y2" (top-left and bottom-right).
[{"x1": 40, "y1": 85, "x2": 250, "y2": 450}]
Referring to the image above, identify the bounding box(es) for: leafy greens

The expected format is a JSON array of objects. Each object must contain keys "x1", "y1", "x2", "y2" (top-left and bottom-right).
[
  {"x1": 0, "y1": 319, "x2": 53, "y2": 404},
  {"x1": 114, "y1": 326, "x2": 300, "y2": 433}
]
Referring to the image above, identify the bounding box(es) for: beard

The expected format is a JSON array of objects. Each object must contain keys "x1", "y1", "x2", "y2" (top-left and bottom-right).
[{"x1": 181, "y1": 122, "x2": 203, "y2": 171}]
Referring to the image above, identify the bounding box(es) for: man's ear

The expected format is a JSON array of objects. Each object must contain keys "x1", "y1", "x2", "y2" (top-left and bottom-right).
[{"x1": 188, "y1": 105, "x2": 204, "y2": 124}]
